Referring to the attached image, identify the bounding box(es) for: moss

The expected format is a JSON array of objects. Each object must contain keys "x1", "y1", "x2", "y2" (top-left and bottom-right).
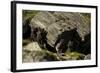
[
  {"x1": 64, "y1": 51, "x2": 85, "y2": 60},
  {"x1": 22, "y1": 10, "x2": 39, "y2": 24}
]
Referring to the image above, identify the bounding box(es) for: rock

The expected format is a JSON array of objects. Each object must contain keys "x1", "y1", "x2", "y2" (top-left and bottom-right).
[
  {"x1": 84, "y1": 54, "x2": 91, "y2": 60},
  {"x1": 22, "y1": 52, "x2": 33, "y2": 62},
  {"x1": 30, "y1": 11, "x2": 57, "y2": 29},
  {"x1": 23, "y1": 50, "x2": 59, "y2": 62},
  {"x1": 22, "y1": 42, "x2": 59, "y2": 63},
  {"x1": 22, "y1": 42, "x2": 85, "y2": 63},
  {"x1": 23, "y1": 11, "x2": 91, "y2": 62},
  {"x1": 22, "y1": 42, "x2": 43, "y2": 62},
  {"x1": 23, "y1": 42, "x2": 42, "y2": 51},
  {"x1": 30, "y1": 11, "x2": 90, "y2": 47}
]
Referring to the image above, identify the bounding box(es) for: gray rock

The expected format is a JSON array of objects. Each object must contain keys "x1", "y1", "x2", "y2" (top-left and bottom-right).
[
  {"x1": 22, "y1": 42, "x2": 59, "y2": 62},
  {"x1": 30, "y1": 11, "x2": 90, "y2": 47},
  {"x1": 23, "y1": 42, "x2": 42, "y2": 51},
  {"x1": 30, "y1": 12, "x2": 57, "y2": 29},
  {"x1": 84, "y1": 54, "x2": 91, "y2": 60}
]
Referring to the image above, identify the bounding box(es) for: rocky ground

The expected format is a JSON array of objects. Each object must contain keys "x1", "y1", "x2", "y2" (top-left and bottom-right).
[{"x1": 22, "y1": 10, "x2": 91, "y2": 63}]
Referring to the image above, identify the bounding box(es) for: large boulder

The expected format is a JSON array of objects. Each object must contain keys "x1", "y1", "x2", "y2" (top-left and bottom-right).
[
  {"x1": 30, "y1": 11, "x2": 57, "y2": 29},
  {"x1": 22, "y1": 42, "x2": 59, "y2": 63},
  {"x1": 30, "y1": 11, "x2": 90, "y2": 47},
  {"x1": 22, "y1": 42, "x2": 85, "y2": 63}
]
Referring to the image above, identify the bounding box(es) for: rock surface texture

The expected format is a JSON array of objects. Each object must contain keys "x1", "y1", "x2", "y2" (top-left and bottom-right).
[
  {"x1": 22, "y1": 11, "x2": 91, "y2": 62},
  {"x1": 30, "y1": 12, "x2": 90, "y2": 47}
]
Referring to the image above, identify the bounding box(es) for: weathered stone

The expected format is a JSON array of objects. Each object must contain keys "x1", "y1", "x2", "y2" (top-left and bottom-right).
[
  {"x1": 23, "y1": 42, "x2": 42, "y2": 51},
  {"x1": 30, "y1": 11, "x2": 90, "y2": 47},
  {"x1": 22, "y1": 11, "x2": 90, "y2": 62},
  {"x1": 84, "y1": 54, "x2": 91, "y2": 60},
  {"x1": 22, "y1": 42, "x2": 59, "y2": 62},
  {"x1": 30, "y1": 11, "x2": 57, "y2": 29}
]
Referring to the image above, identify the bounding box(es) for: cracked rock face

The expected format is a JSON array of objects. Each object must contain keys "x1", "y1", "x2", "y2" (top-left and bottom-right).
[
  {"x1": 30, "y1": 11, "x2": 90, "y2": 47},
  {"x1": 22, "y1": 11, "x2": 91, "y2": 63},
  {"x1": 22, "y1": 42, "x2": 59, "y2": 62}
]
